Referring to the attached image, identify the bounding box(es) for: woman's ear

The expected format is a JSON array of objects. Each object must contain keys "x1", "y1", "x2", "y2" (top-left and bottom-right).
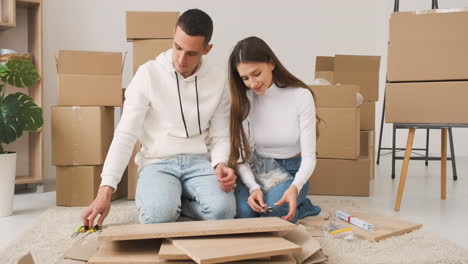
[{"x1": 269, "y1": 61, "x2": 275, "y2": 71}]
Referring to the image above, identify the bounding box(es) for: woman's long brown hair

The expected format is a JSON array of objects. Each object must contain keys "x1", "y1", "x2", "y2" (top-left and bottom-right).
[{"x1": 227, "y1": 36, "x2": 320, "y2": 173}]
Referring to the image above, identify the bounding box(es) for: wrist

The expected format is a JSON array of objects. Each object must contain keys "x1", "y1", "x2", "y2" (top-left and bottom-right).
[
  {"x1": 215, "y1": 162, "x2": 226, "y2": 169},
  {"x1": 99, "y1": 185, "x2": 114, "y2": 197},
  {"x1": 289, "y1": 184, "x2": 299, "y2": 196}
]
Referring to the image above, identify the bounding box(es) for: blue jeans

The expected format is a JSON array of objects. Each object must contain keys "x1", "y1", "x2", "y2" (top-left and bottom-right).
[
  {"x1": 236, "y1": 155, "x2": 321, "y2": 223},
  {"x1": 136, "y1": 155, "x2": 236, "y2": 224}
]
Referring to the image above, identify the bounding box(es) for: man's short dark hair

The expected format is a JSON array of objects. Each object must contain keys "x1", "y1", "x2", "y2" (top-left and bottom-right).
[{"x1": 176, "y1": 9, "x2": 213, "y2": 45}]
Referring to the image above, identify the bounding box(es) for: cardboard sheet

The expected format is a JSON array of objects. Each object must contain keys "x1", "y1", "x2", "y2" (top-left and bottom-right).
[
  {"x1": 283, "y1": 225, "x2": 322, "y2": 264},
  {"x1": 64, "y1": 236, "x2": 100, "y2": 261}
]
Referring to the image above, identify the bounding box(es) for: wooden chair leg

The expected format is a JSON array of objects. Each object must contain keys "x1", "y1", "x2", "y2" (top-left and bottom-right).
[
  {"x1": 395, "y1": 128, "x2": 416, "y2": 211},
  {"x1": 441, "y1": 128, "x2": 447, "y2": 200}
]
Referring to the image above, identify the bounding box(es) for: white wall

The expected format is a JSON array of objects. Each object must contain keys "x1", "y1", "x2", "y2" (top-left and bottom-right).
[{"x1": 1, "y1": 0, "x2": 468, "y2": 183}]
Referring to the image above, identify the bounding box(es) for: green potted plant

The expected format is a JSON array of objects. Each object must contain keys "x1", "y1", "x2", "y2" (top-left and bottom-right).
[{"x1": 0, "y1": 58, "x2": 43, "y2": 217}]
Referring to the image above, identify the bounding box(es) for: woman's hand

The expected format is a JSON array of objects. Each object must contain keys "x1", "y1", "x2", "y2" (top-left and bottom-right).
[
  {"x1": 248, "y1": 189, "x2": 266, "y2": 213},
  {"x1": 274, "y1": 185, "x2": 299, "y2": 221}
]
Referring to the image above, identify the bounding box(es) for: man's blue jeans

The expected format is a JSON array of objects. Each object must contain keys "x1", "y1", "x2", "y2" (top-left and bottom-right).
[{"x1": 135, "y1": 155, "x2": 236, "y2": 224}]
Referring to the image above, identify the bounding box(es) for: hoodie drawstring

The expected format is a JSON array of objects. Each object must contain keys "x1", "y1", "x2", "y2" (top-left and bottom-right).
[{"x1": 175, "y1": 72, "x2": 202, "y2": 138}]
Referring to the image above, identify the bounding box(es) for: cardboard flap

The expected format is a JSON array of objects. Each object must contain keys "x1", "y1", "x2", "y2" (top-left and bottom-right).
[
  {"x1": 309, "y1": 85, "x2": 360, "y2": 108},
  {"x1": 57, "y1": 50, "x2": 123, "y2": 75},
  {"x1": 126, "y1": 11, "x2": 179, "y2": 40},
  {"x1": 334, "y1": 55, "x2": 380, "y2": 73},
  {"x1": 315, "y1": 56, "x2": 334, "y2": 72},
  {"x1": 284, "y1": 225, "x2": 321, "y2": 264}
]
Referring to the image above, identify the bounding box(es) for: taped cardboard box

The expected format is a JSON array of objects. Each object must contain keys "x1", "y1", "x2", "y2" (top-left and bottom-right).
[
  {"x1": 56, "y1": 165, "x2": 127, "y2": 207},
  {"x1": 52, "y1": 106, "x2": 114, "y2": 165},
  {"x1": 360, "y1": 102, "x2": 375, "y2": 131},
  {"x1": 133, "y1": 39, "x2": 173, "y2": 74},
  {"x1": 315, "y1": 55, "x2": 380, "y2": 102},
  {"x1": 385, "y1": 81, "x2": 468, "y2": 124},
  {"x1": 387, "y1": 9, "x2": 468, "y2": 82},
  {"x1": 126, "y1": 11, "x2": 179, "y2": 40},
  {"x1": 56, "y1": 50, "x2": 123, "y2": 106},
  {"x1": 121, "y1": 88, "x2": 141, "y2": 200},
  {"x1": 309, "y1": 85, "x2": 360, "y2": 159},
  {"x1": 309, "y1": 131, "x2": 373, "y2": 196}
]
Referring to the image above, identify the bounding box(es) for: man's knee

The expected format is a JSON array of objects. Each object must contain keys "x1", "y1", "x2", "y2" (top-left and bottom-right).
[
  {"x1": 202, "y1": 194, "x2": 236, "y2": 220},
  {"x1": 138, "y1": 203, "x2": 180, "y2": 224}
]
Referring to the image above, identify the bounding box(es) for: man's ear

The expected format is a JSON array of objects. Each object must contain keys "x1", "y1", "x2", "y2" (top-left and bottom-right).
[{"x1": 203, "y1": 44, "x2": 213, "y2": 55}]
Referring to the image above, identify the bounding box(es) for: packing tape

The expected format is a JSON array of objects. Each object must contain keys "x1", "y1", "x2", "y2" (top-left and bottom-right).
[
  {"x1": 72, "y1": 106, "x2": 81, "y2": 165},
  {"x1": 415, "y1": 8, "x2": 468, "y2": 15}
]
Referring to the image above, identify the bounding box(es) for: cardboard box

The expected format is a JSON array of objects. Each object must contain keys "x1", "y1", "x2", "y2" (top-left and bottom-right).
[
  {"x1": 369, "y1": 130, "x2": 376, "y2": 180},
  {"x1": 387, "y1": 9, "x2": 468, "y2": 82},
  {"x1": 57, "y1": 74, "x2": 122, "y2": 107},
  {"x1": 126, "y1": 11, "x2": 179, "y2": 40},
  {"x1": 315, "y1": 55, "x2": 381, "y2": 101},
  {"x1": 360, "y1": 102, "x2": 375, "y2": 131},
  {"x1": 385, "y1": 81, "x2": 468, "y2": 124},
  {"x1": 133, "y1": 39, "x2": 173, "y2": 74},
  {"x1": 56, "y1": 166, "x2": 127, "y2": 206},
  {"x1": 56, "y1": 50, "x2": 123, "y2": 106},
  {"x1": 127, "y1": 142, "x2": 141, "y2": 200},
  {"x1": 309, "y1": 131, "x2": 373, "y2": 196},
  {"x1": 310, "y1": 85, "x2": 360, "y2": 159},
  {"x1": 52, "y1": 106, "x2": 114, "y2": 165},
  {"x1": 121, "y1": 88, "x2": 141, "y2": 200}
]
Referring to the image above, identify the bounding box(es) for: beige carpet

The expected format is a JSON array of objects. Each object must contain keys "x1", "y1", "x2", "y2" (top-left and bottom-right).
[{"x1": 1, "y1": 196, "x2": 468, "y2": 264}]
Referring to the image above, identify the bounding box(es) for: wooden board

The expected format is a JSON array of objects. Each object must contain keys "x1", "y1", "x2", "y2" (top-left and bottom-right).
[
  {"x1": 300, "y1": 211, "x2": 422, "y2": 241},
  {"x1": 88, "y1": 239, "x2": 182, "y2": 264},
  {"x1": 99, "y1": 217, "x2": 295, "y2": 241},
  {"x1": 159, "y1": 239, "x2": 191, "y2": 260},
  {"x1": 159, "y1": 239, "x2": 272, "y2": 261},
  {"x1": 90, "y1": 240, "x2": 296, "y2": 264},
  {"x1": 171, "y1": 234, "x2": 301, "y2": 264}
]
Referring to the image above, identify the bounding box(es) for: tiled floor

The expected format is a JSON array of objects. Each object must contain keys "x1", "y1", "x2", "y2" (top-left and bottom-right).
[{"x1": 0, "y1": 154, "x2": 467, "y2": 252}]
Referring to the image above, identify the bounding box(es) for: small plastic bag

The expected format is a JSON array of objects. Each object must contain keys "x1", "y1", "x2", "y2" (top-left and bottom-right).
[
  {"x1": 321, "y1": 212, "x2": 356, "y2": 241},
  {"x1": 250, "y1": 151, "x2": 292, "y2": 192}
]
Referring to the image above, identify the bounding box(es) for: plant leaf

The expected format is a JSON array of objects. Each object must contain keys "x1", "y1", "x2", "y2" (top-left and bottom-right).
[
  {"x1": 1, "y1": 59, "x2": 38, "y2": 88},
  {"x1": 0, "y1": 92, "x2": 43, "y2": 144}
]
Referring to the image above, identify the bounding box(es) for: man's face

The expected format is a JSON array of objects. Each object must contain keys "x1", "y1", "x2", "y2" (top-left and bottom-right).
[{"x1": 172, "y1": 26, "x2": 212, "y2": 78}]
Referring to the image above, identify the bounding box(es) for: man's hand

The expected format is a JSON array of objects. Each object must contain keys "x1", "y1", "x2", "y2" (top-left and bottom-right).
[
  {"x1": 215, "y1": 162, "x2": 237, "y2": 192},
  {"x1": 81, "y1": 185, "x2": 113, "y2": 228},
  {"x1": 274, "y1": 185, "x2": 299, "y2": 221},
  {"x1": 248, "y1": 189, "x2": 266, "y2": 213}
]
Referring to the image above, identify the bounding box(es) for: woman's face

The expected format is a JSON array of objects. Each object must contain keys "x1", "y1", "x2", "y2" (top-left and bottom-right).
[{"x1": 236, "y1": 62, "x2": 275, "y2": 95}]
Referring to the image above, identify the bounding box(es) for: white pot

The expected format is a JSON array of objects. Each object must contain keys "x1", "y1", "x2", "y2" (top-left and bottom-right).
[{"x1": 0, "y1": 152, "x2": 16, "y2": 217}]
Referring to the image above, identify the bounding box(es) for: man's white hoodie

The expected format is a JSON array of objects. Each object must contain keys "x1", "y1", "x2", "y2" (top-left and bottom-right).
[{"x1": 100, "y1": 49, "x2": 230, "y2": 190}]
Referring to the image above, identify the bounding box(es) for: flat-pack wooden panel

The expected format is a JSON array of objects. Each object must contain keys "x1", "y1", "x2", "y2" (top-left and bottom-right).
[
  {"x1": 99, "y1": 217, "x2": 295, "y2": 241},
  {"x1": 159, "y1": 239, "x2": 273, "y2": 261},
  {"x1": 159, "y1": 239, "x2": 191, "y2": 260},
  {"x1": 171, "y1": 234, "x2": 301, "y2": 264},
  {"x1": 88, "y1": 239, "x2": 169, "y2": 264},
  {"x1": 300, "y1": 212, "x2": 422, "y2": 241},
  {"x1": 90, "y1": 240, "x2": 296, "y2": 264}
]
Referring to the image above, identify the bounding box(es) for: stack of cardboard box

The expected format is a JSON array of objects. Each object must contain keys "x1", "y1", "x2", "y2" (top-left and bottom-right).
[
  {"x1": 125, "y1": 11, "x2": 179, "y2": 199},
  {"x1": 52, "y1": 50, "x2": 127, "y2": 206},
  {"x1": 308, "y1": 55, "x2": 380, "y2": 196},
  {"x1": 385, "y1": 9, "x2": 468, "y2": 124}
]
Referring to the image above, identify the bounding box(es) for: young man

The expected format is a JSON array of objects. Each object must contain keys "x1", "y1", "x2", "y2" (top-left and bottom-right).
[{"x1": 81, "y1": 9, "x2": 236, "y2": 227}]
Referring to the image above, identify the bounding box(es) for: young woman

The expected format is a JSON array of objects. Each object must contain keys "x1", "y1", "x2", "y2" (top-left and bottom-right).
[{"x1": 228, "y1": 36, "x2": 321, "y2": 223}]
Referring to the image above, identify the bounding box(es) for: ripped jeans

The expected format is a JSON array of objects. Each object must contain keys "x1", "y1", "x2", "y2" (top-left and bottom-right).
[{"x1": 235, "y1": 154, "x2": 321, "y2": 223}]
